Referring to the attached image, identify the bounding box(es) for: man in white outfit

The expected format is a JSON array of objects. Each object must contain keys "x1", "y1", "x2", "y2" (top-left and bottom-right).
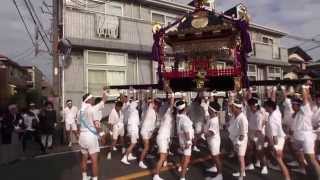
[
  {"x1": 291, "y1": 84, "x2": 320, "y2": 178},
  {"x1": 153, "y1": 92, "x2": 174, "y2": 180},
  {"x1": 139, "y1": 99, "x2": 160, "y2": 169},
  {"x1": 245, "y1": 97, "x2": 268, "y2": 174},
  {"x1": 79, "y1": 90, "x2": 107, "y2": 180},
  {"x1": 121, "y1": 100, "x2": 140, "y2": 165},
  {"x1": 228, "y1": 100, "x2": 248, "y2": 179},
  {"x1": 264, "y1": 99, "x2": 291, "y2": 180},
  {"x1": 63, "y1": 100, "x2": 79, "y2": 147},
  {"x1": 203, "y1": 102, "x2": 223, "y2": 180},
  {"x1": 312, "y1": 94, "x2": 320, "y2": 161},
  {"x1": 187, "y1": 94, "x2": 205, "y2": 152},
  {"x1": 176, "y1": 100, "x2": 194, "y2": 180},
  {"x1": 107, "y1": 101, "x2": 125, "y2": 159}
]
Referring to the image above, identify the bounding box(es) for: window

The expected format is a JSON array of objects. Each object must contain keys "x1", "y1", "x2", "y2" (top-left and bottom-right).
[
  {"x1": 27, "y1": 71, "x2": 33, "y2": 81},
  {"x1": 267, "y1": 66, "x2": 282, "y2": 80},
  {"x1": 109, "y1": 5, "x2": 122, "y2": 16},
  {"x1": 131, "y1": 3, "x2": 141, "y2": 19},
  {"x1": 248, "y1": 64, "x2": 257, "y2": 73},
  {"x1": 262, "y1": 36, "x2": 273, "y2": 45},
  {"x1": 151, "y1": 12, "x2": 176, "y2": 26},
  {"x1": 247, "y1": 64, "x2": 257, "y2": 91},
  {"x1": 88, "y1": 69, "x2": 107, "y2": 96},
  {"x1": 108, "y1": 53, "x2": 126, "y2": 66},
  {"x1": 273, "y1": 46, "x2": 281, "y2": 59},
  {"x1": 87, "y1": 51, "x2": 126, "y2": 66},
  {"x1": 86, "y1": 50, "x2": 127, "y2": 96},
  {"x1": 88, "y1": 51, "x2": 107, "y2": 64},
  {"x1": 152, "y1": 13, "x2": 165, "y2": 25},
  {"x1": 166, "y1": 16, "x2": 176, "y2": 26}
]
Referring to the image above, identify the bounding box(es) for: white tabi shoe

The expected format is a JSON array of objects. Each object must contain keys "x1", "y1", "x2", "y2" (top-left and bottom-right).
[
  {"x1": 139, "y1": 161, "x2": 148, "y2": 169},
  {"x1": 120, "y1": 156, "x2": 130, "y2": 165},
  {"x1": 106, "y1": 152, "x2": 111, "y2": 160},
  {"x1": 261, "y1": 166, "x2": 268, "y2": 175},
  {"x1": 128, "y1": 153, "x2": 137, "y2": 161},
  {"x1": 206, "y1": 166, "x2": 217, "y2": 172},
  {"x1": 255, "y1": 160, "x2": 261, "y2": 168},
  {"x1": 153, "y1": 174, "x2": 164, "y2": 180},
  {"x1": 232, "y1": 172, "x2": 246, "y2": 177},
  {"x1": 245, "y1": 163, "x2": 255, "y2": 170},
  {"x1": 193, "y1": 146, "x2": 201, "y2": 152}
]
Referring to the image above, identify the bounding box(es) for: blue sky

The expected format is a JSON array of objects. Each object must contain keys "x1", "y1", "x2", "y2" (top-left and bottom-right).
[{"x1": 0, "y1": 0, "x2": 319, "y2": 82}]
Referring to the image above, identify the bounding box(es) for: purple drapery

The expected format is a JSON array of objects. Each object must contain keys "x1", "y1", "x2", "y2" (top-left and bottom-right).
[
  {"x1": 235, "y1": 20, "x2": 252, "y2": 88},
  {"x1": 152, "y1": 29, "x2": 165, "y2": 62},
  {"x1": 152, "y1": 15, "x2": 186, "y2": 62}
]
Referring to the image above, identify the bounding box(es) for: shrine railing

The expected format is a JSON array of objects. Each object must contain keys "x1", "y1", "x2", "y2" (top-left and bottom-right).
[{"x1": 162, "y1": 66, "x2": 241, "y2": 79}]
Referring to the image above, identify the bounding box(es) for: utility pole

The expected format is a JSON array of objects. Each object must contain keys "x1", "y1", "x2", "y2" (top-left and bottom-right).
[{"x1": 52, "y1": 0, "x2": 60, "y2": 99}]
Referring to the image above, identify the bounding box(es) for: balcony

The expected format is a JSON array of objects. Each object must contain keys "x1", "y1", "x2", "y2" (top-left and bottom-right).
[
  {"x1": 252, "y1": 42, "x2": 288, "y2": 62},
  {"x1": 64, "y1": 8, "x2": 153, "y2": 52}
]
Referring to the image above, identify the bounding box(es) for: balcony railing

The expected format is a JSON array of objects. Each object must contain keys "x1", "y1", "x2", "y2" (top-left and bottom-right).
[{"x1": 253, "y1": 42, "x2": 287, "y2": 61}]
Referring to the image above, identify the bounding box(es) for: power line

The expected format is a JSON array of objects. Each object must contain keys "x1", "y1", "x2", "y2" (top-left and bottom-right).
[
  {"x1": 26, "y1": 0, "x2": 51, "y2": 43},
  {"x1": 12, "y1": 0, "x2": 36, "y2": 47},
  {"x1": 306, "y1": 45, "x2": 320, "y2": 52},
  {"x1": 10, "y1": 46, "x2": 34, "y2": 59},
  {"x1": 296, "y1": 34, "x2": 320, "y2": 47},
  {"x1": 285, "y1": 34, "x2": 320, "y2": 45},
  {"x1": 16, "y1": 49, "x2": 35, "y2": 62},
  {"x1": 23, "y1": 0, "x2": 51, "y2": 53}
]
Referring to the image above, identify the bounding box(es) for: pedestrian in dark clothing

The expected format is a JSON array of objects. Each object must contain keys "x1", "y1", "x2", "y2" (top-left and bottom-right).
[
  {"x1": 1, "y1": 104, "x2": 24, "y2": 144},
  {"x1": 39, "y1": 102, "x2": 57, "y2": 150}
]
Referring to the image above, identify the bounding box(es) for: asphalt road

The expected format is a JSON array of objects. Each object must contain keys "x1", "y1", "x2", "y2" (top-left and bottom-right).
[{"x1": 0, "y1": 144, "x2": 308, "y2": 180}]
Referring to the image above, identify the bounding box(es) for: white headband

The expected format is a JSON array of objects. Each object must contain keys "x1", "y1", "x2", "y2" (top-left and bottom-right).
[
  {"x1": 176, "y1": 103, "x2": 186, "y2": 110},
  {"x1": 84, "y1": 94, "x2": 93, "y2": 103}
]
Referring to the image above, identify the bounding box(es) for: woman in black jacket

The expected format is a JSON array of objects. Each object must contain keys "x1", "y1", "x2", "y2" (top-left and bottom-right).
[
  {"x1": 1, "y1": 104, "x2": 24, "y2": 144},
  {"x1": 39, "y1": 102, "x2": 57, "y2": 150}
]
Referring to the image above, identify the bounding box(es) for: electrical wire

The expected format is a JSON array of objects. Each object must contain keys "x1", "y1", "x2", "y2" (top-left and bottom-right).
[
  {"x1": 296, "y1": 34, "x2": 320, "y2": 47},
  {"x1": 23, "y1": 0, "x2": 51, "y2": 53},
  {"x1": 12, "y1": 0, "x2": 36, "y2": 46},
  {"x1": 15, "y1": 49, "x2": 35, "y2": 62},
  {"x1": 9, "y1": 46, "x2": 34, "y2": 59},
  {"x1": 306, "y1": 45, "x2": 320, "y2": 52}
]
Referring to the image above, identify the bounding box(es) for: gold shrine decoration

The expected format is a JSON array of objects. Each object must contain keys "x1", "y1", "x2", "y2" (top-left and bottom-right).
[
  {"x1": 191, "y1": 10, "x2": 209, "y2": 29},
  {"x1": 195, "y1": 70, "x2": 207, "y2": 89}
]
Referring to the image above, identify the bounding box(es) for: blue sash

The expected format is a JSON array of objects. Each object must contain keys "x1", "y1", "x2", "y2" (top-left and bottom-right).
[{"x1": 79, "y1": 110, "x2": 99, "y2": 137}]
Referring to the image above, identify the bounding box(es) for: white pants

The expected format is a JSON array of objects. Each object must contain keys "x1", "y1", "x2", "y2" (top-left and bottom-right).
[
  {"x1": 79, "y1": 132, "x2": 100, "y2": 155},
  {"x1": 112, "y1": 124, "x2": 125, "y2": 140},
  {"x1": 293, "y1": 131, "x2": 316, "y2": 154},
  {"x1": 141, "y1": 127, "x2": 154, "y2": 140},
  {"x1": 65, "y1": 123, "x2": 77, "y2": 131},
  {"x1": 274, "y1": 137, "x2": 285, "y2": 151},
  {"x1": 127, "y1": 125, "x2": 139, "y2": 144},
  {"x1": 157, "y1": 136, "x2": 170, "y2": 154},
  {"x1": 180, "y1": 144, "x2": 192, "y2": 156},
  {"x1": 233, "y1": 136, "x2": 248, "y2": 156},
  {"x1": 207, "y1": 137, "x2": 221, "y2": 156}
]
